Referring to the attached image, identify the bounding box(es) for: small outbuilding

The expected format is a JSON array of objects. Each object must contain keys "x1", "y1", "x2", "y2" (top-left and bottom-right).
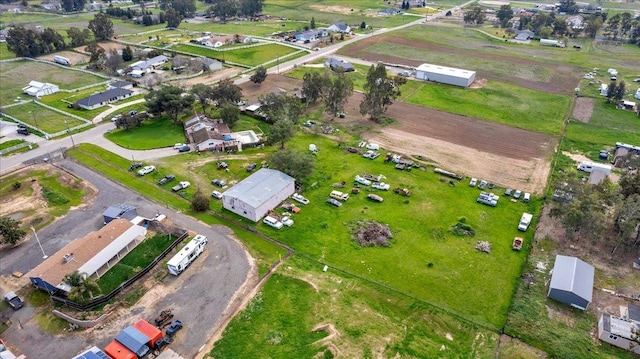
[
  {"x1": 133, "y1": 319, "x2": 163, "y2": 348},
  {"x1": 415, "y1": 63, "x2": 476, "y2": 88},
  {"x1": 22, "y1": 81, "x2": 59, "y2": 97},
  {"x1": 115, "y1": 326, "x2": 150, "y2": 358},
  {"x1": 325, "y1": 57, "x2": 354, "y2": 72},
  {"x1": 222, "y1": 168, "x2": 295, "y2": 222},
  {"x1": 547, "y1": 255, "x2": 594, "y2": 310},
  {"x1": 104, "y1": 340, "x2": 136, "y2": 359},
  {"x1": 103, "y1": 204, "x2": 137, "y2": 224}
]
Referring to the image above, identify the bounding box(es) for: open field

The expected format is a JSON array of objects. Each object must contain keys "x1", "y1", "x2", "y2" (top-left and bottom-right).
[
  {"x1": 211, "y1": 256, "x2": 500, "y2": 358},
  {"x1": 0, "y1": 60, "x2": 106, "y2": 106},
  {"x1": 2, "y1": 102, "x2": 87, "y2": 134},
  {"x1": 104, "y1": 117, "x2": 187, "y2": 150},
  {"x1": 172, "y1": 43, "x2": 305, "y2": 67}
]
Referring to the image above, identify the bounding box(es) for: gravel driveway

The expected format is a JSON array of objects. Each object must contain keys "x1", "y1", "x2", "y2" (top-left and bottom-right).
[{"x1": 0, "y1": 160, "x2": 253, "y2": 358}]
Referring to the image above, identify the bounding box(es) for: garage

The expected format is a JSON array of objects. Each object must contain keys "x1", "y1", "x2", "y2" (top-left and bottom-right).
[{"x1": 415, "y1": 63, "x2": 476, "y2": 88}]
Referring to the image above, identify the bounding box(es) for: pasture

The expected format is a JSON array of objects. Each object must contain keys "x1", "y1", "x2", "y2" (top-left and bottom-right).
[
  {"x1": 0, "y1": 60, "x2": 106, "y2": 106},
  {"x1": 2, "y1": 102, "x2": 86, "y2": 134},
  {"x1": 104, "y1": 117, "x2": 187, "y2": 150}
]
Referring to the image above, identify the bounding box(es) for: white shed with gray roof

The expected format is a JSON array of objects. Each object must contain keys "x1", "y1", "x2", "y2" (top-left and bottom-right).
[
  {"x1": 547, "y1": 255, "x2": 594, "y2": 310},
  {"x1": 222, "y1": 168, "x2": 295, "y2": 222}
]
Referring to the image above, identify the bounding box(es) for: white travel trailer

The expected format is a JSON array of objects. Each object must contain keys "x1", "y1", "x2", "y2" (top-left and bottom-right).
[
  {"x1": 167, "y1": 235, "x2": 208, "y2": 275},
  {"x1": 53, "y1": 55, "x2": 70, "y2": 66},
  {"x1": 577, "y1": 161, "x2": 612, "y2": 174}
]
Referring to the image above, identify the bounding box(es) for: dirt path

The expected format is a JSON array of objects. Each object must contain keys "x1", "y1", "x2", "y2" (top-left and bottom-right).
[{"x1": 572, "y1": 97, "x2": 594, "y2": 123}]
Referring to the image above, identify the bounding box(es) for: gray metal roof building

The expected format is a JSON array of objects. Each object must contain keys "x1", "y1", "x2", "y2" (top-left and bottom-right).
[
  {"x1": 115, "y1": 326, "x2": 150, "y2": 357},
  {"x1": 222, "y1": 168, "x2": 295, "y2": 222},
  {"x1": 547, "y1": 255, "x2": 594, "y2": 310}
]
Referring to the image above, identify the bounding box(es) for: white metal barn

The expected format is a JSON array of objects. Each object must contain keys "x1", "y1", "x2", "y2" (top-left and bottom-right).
[
  {"x1": 222, "y1": 168, "x2": 295, "y2": 222},
  {"x1": 415, "y1": 63, "x2": 476, "y2": 88}
]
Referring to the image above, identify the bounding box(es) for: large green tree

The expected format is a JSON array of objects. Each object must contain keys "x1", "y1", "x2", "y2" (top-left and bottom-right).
[
  {"x1": 259, "y1": 93, "x2": 303, "y2": 124},
  {"x1": 496, "y1": 5, "x2": 514, "y2": 28},
  {"x1": 64, "y1": 271, "x2": 101, "y2": 303},
  {"x1": 463, "y1": 6, "x2": 485, "y2": 25},
  {"x1": 67, "y1": 27, "x2": 92, "y2": 47},
  {"x1": 324, "y1": 70, "x2": 353, "y2": 118},
  {"x1": 250, "y1": 66, "x2": 267, "y2": 85},
  {"x1": 219, "y1": 103, "x2": 240, "y2": 129},
  {"x1": 0, "y1": 217, "x2": 26, "y2": 246},
  {"x1": 359, "y1": 63, "x2": 400, "y2": 122},
  {"x1": 239, "y1": 0, "x2": 263, "y2": 17},
  {"x1": 165, "y1": 8, "x2": 183, "y2": 28},
  {"x1": 269, "y1": 148, "x2": 314, "y2": 180},
  {"x1": 301, "y1": 71, "x2": 329, "y2": 105},
  {"x1": 88, "y1": 13, "x2": 114, "y2": 41},
  {"x1": 61, "y1": 0, "x2": 86, "y2": 12},
  {"x1": 269, "y1": 120, "x2": 295, "y2": 149},
  {"x1": 212, "y1": 0, "x2": 238, "y2": 22},
  {"x1": 191, "y1": 83, "x2": 215, "y2": 113},
  {"x1": 145, "y1": 86, "x2": 195, "y2": 124},
  {"x1": 212, "y1": 79, "x2": 243, "y2": 105}
]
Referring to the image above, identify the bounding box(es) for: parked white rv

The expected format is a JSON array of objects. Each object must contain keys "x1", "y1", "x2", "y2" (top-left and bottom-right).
[
  {"x1": 576, "y1": 161, "x2": 612, "y2": 174},
  {"x1": 53, "y1": 55, "x2": 70, "y2": 66},
  {"x1": 518, "y1": 213, "x2": 533, "y2": 232},
  {"x1": 167, "y1": 234, "x2": 208, "y2": 275}
]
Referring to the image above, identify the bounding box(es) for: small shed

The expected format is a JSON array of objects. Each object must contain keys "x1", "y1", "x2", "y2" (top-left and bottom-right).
[
  {"x1": 103, "y1": 204, "x2": 137, "y2": 224},
  {"x1": 104, "y1": 340, "x2": 136, "y2": 359},
  {"x1": 133, "y1": 319, "x2": 163, "y2": 348},
  {"x1": 588, "y1": 168, "x2": 608, "y2": 185},
  {"x1": 548, "y1": 255, "x2": 594, "y2": 310},
  {"x1": 115, "y1": 326, "x2": 150, "y2": 357}
]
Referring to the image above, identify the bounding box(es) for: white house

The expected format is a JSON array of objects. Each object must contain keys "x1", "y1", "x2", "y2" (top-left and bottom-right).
[
  {"x1": 415, "y1": 63, "x2": 476, "y2": 88},
  {"x1": 327, "y1": 22, "x2": 351, "y2": 33},
  {"x1": 222, "y1": 168, "x2": 295, "y2": 222},
  {"x1": 130, "y1": 55, "x2": 169, "y2": 72},
  {"x1": 598, "y1": 311, "x2": 640, "y2": 354},
  {"x1": 22, "y1": 81, "x2": 59, "y2": 97}
]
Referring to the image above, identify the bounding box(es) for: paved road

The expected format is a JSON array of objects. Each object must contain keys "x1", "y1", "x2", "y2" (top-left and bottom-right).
[{"x1": 0, "y1": 160, "x2": 251, "y2": 359}]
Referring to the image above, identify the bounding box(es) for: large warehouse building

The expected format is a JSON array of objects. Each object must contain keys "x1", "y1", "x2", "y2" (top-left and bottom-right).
[
  {"x1": 415, "y1": 63, "x2": 476, "y2": 88},
  {"x1": 222, "y1": 168, "x2": 295, "y2": 222}
]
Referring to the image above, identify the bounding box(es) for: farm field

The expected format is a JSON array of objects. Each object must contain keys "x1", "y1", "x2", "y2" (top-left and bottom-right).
[
  {"x1": 0, "y1": 60, "x2": 107, "y2": 106},
  {"x1": 171, "y1": 43, "x2": 305, "y2": 67},
  {"x1": 2, "y1": 102, "x2": 87, "y2": 134}
]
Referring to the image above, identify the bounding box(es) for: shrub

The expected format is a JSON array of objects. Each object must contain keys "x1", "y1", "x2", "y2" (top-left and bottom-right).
[{"x1": 191, "y1": 191, "x2": 210, "y2": 212}]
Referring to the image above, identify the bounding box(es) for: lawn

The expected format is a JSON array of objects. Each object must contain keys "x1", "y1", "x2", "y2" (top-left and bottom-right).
[
  {"x1": 104, "y1": 117, "x2": 187, "y2": 150},
  {"x1": 97, "y1": 233, "x2": 178, "y2": 293},
  {"x1": 0, "y1": 60, "x2": 107, "y2": 106},
  {"x1": 0, "y1": 42, "x2": 12, "y2": 60},
  {"x1": 405, "y1": 80, "x2": 570, "y2": 135},
  {"x1": 171, "y1": 43, "x2": 305, "y2": 67},
  {"x1": 39, "y1": 89, "x2": 144, "y2": 121},
  {"x1": 0, "y1": 139, "x2": 25, "y2": 150},
  {"x1": 2, "y1": 102, "x2": 87, "y2": 134},
  {"x1": 211, "y1": 255, "x2": 500, "y2": 358}
]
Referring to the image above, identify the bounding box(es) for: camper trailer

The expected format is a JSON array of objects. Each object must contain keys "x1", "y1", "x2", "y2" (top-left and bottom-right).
[
  {"x1": 577, "y1": 161, "x2": 612, "y2": 174},
  {"x1": 53, "y1": 55, "x2": 70, "y2": 66},
  {"x1": 167, "y1": 235, "x2": 208, "y2": 275}
]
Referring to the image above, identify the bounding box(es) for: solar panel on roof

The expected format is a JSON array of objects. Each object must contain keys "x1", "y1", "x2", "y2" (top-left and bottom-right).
[{"x1": 73, "y1": 348, "x2": 110, "y2": 359}]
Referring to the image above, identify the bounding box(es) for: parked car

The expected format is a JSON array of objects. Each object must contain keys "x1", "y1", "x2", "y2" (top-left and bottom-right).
[
  {"x1": 155, "y1": 309, "x2": 173, "y2": 326},
  {"x1": 523, "y1": 192, "x2": 531, "y2": 203},
  {"x1": 128, "y1": 110, "x2": 137, "y2": 116},
  {"x1": 173, "y1": 143, "x2": 186, "y2": 149},
  {"x1": 355, "y1": 175, "x2": 372, "y2": 186},
  {"x1": 236, "y1": 100, "x2": 246, "y2": 106},
  {"x1": 4, "y1": 292, "x2": 23, "y2": 310},
  {"x1": 16, "y1": 128, "x2": 30, "y2": 135},
  {"x1": 399, "y1": 70, "x2": 411, "y2": 77},
  {"x1": 137, "y1": 165, "x2": 156, "y2": 176},
  {"x1": 166, "y1": 320, "x2": 183, "y2": 336},
  {"x1": 372, "y1": 182, "x2": 390, "y2": 191},
  {"x1": 178, "y1": 145, "x2": 191, "y2": 153},
  {"x1": 158, "y1": 174, "x2": 176, "y2": 185},
  {"x1": 513, "y1": 190, "x2": 522, "y2": 199},
  {"x1": 217, "y1": 162, "x2": 229, "y2": 170},
  {"x1": 469, "y1": 178, "x2": 478, "y2": 187},
  {"x1": 211, "y1": 190, "x2": 223, "y2": 199},
  {"x1": 263, "y1": 215, "x2": 283, "y2": 229},
  {"x1": 504, "y1": 188, "x2": 513, "y2": 196},
  {"x1": 111, "y1": 114, "x2": 122, "y2": 122},
  {"x1": 281, "y1": 216, "x2": 294, "y2": 227},
  {"x1": 129, "y1": 162, "x2": 143, "y2": 171},
  {"x1": 367, "y1": 193, "x2": 384, "y2": 202},
  {"x1": 212, "y1": 179, "x2": 227, "y2": 187},
  {"x1": 478, "y1": 180, "x2": 488, "y2": 189},
  {"x1": 247, "y1": 163, "x2": 257, "y2": 172},
  {"x1": 326, "y1": 198, "x2": 342, "y2": 207}
]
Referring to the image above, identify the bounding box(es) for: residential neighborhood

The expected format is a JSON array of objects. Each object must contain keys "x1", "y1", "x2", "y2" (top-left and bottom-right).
[{"x1": 0, "y1": 0, "x2": 640, "y2": 358}]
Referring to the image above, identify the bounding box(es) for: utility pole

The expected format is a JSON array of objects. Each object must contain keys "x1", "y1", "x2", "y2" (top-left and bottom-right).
[{"x1": 31, "y1": 226, "x2": 48, "y2": 259}]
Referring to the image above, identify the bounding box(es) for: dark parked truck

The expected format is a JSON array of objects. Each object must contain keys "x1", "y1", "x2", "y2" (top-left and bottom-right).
[{"x1": 4, "y1": 291, "x2": 24, "y2": 310}]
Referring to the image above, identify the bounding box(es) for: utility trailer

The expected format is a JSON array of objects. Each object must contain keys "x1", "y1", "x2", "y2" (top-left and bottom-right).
[{"x1": 167, "y1": 235, "x2": 208, "y2": 275}]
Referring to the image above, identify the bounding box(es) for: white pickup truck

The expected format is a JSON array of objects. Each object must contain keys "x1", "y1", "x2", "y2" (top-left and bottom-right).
[{"x1": 172, "y1": 181, "x2": 190, "y2": 192}]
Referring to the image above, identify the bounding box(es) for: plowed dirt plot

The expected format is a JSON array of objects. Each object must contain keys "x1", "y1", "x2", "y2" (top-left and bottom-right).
[
  {"x1": 255, "y1": 75, "x2": 556, "y2": 193},
  {"x1": 339, "y1": 35, "x2": 581, "y2": 94}
]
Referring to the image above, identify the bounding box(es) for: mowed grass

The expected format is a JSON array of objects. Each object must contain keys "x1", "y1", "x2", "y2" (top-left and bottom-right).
[
  {"x1": 172, "y1": 43, "x2": 303, "y2": 67},
  {"x1": 0, "y1": 42, "x2": 12, "y2": 60},
  {"x1": 0, "y1": 60, "x2": 106, "y2": 106},
  {"x1": 405, "y1": 80, "x2": 569, "y2": 135},
  {"x1": 2, "y1": 102, "x2": 87, "y2": 134},
  {"x1": 97, "y1": 234, "x2": 177, "y2": 293},
  {"x1": 38, "y1": 89, "x2": 144, "y2": 121},
  {"x1": 212, "y1": 255, "x2": 499, "y2": 358},
  {"x1": 104, "y1": 117, "x2": 186, "y2": 150}
]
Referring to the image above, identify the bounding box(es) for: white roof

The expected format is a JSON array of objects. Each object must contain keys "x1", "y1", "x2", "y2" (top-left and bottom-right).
[
  {"x1": 245, "y1": 104, "x2": 261, "y2": 112},
  {"x1": 416, "y1": 63, "x2": 475, "y2": 79},
  {"x1": 549, "y1": 255, "x2": 594, "y2": 303},
  {"x1": 167, "y1": 235, "x2": 207, "y2": 267},
  {"x1": 223, "y1": 168, "x2": 295, "y2": 208},
  {"x1": 77, "y1": 224, "x2": 147, "y2": 277}
]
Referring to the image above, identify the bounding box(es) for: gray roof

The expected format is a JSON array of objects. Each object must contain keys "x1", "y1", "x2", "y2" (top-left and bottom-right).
[
  {"x1": 132, "y1": 55, "x2": 169, "y2": 71},
  {"x1": 77, "y1": 88, "x2": 133, "y2": 107},
  {"x1": 628, "y1": 303, "x2": 640, "y2": 322},
  {"x1": 332, "y1": 22, "x2": 349, "y2": 31},
  {"x1": 549, "y1": 255, "x2": 594, "y2": 303},
  {"x1": 224, "y1": 168, "x2": 295, "y2": 208},
  {"x1": 588, "y1": 169, "x2": 608, "y2": 185},
  {"x1": 326, "y1": 58, "x2": 354, "y2": 72},
  {"x1": 116, "y1": 326, "x2": 150, "y2": 357}
]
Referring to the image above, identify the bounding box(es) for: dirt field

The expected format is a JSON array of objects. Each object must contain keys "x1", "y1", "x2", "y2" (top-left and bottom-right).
[
  {"x1": 169, "y1": 67, "x2": 242, "y2": 87},
  {"x1": 254, "y1": 75, "x2": 556, "y2": 193},
  {"x1": 339, "y1": 35, "x2": 582, "y2": 94},
  {"x1": 308, "y1": 4, "x2": 354, "y2": 15},
  {"x1": 573, "y1": 97, "x2": 594, "y2": 123},
  {"x1": 38, "y1": 51, "x2": 90, "y2": 65}
]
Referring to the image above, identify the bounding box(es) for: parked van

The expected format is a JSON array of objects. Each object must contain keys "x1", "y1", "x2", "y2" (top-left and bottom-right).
[
  {"x1": 523, "y1": 192, "x2": 531, "y2": 203},
  {"x1": 263, "y1": 216, "x2": 283, "y2": 229},
  {"x1": 330, "y1": 190, "x2": 349, "y2": 201}
]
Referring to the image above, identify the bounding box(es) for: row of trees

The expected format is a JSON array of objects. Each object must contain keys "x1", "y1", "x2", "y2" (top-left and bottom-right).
[
  {"x1": 602, "y1": 12, "x2": 640, "y2": 43},
  {"x1": 551, "y1": 157, "x2": 640, "y2": 254},
  {"x1": 202, "y1": 0, "x2": 263, "y2": 21}
]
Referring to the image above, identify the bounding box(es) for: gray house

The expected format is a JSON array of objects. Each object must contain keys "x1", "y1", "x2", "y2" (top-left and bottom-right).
[
  {"x1": 76, "y1": 88, "x2": 134, "y2": 110},
  {"x1": 547, "y1": 255, "x2": 594, "y2": 310},
  {"x1": 222, "y1": 168, "x2": 295, "y2": 222}
]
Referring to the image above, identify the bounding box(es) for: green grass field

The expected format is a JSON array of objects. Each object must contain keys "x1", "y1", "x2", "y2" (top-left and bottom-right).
[
  {"x1": 0, "y1": 42, "x2": 12, "y2": 60},
  {"x1": 2, "y1": 102, "x2": 87, "y2": 134},
  {"x1": 104, "y1": 117, "x2": 187, "y2": 150},
  {"x1": 0, "y1": 139, "x2": 25, "y2": 150},
  {"x1": 405, "y1": 80, "x2": 570, "y2": 135},
  {"x1": 0, "y1": 60, "x2": 106, "y2": 106},
  {"x1": 37, "y1": 88, "x2": 144, "y2": 121},
  {"x1": 172, "y1": 43, "x2": 304, "y2": 67}
]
